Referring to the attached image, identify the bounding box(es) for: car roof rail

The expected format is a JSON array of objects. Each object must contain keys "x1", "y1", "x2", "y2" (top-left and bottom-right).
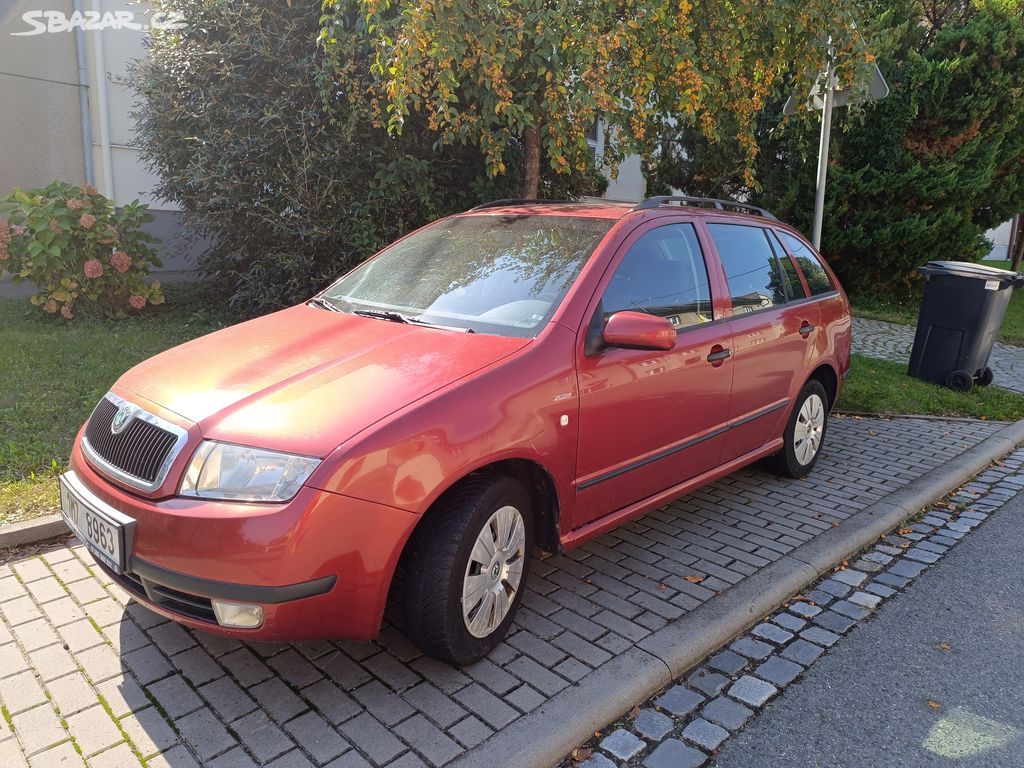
[
  {"x1": 469, "y1": 199, "x2": 588, "y2": 211},
  {"x1": 633, "y1": 196, "x2": 777, "y2": 220}
]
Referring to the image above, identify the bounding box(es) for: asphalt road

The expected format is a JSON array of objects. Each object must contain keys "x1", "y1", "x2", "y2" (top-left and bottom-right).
[{"x1": 712, "y1": 489, "x2": 1024, "y2": 768}]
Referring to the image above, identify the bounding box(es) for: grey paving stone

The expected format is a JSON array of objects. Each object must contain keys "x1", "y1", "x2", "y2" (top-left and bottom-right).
[
  {"x1": 701, "y1": 696, "x2": 753, "y2": 730},
  {"x1": 394, "y1": 713, "x2": 463, "y2": 766},
  {"x1": 816, "y1": 579, "x2": 852, "y2": 597},
  {"x1": 121, "y1": 706, "x2": 179, "y2": 759},
  {"x1": 579, "y1": 754, "x2": 617, "y2": 768},
  {"x1": 786, "y1": 601, "x2": 821, "y2": 619},
  {"x1": 339, "y1": 713, "x2": 406, "y2": 765},
  {"x1": 643, "y1": 738, "x2": 707, "y2": 768},
  {"x1": 813, "y1": 610, "x2": 858, "y2": 634},
  {"x1": 781, "y1": 639, "x2": 825, "y2": 665},
  {"x1": 830, "y1": 569, "x2": 867, "y2": 587},
  {"x1": 799, "y1": 627, "x2": 841, "y2": 647},
  {"x1": 848, "y1": 591, "x2": 882, "y2": 610},
  {"x1": 729, "y1": 637, "x2": 773, "y2": 660},
  {"x1": 754, "y1": 656, "x2": 804, "y2": 686},
  {"x1": 655, "y1": 685, "x2": 703, "y2": 717},
  {"x1": 284, "y1": 711, "x2": 350, "y2": 764},
  {"x1": 904, "y1": 547, "x2": 941, "y2": 564},
  {"x1": 448, "y1": 715, "x2": 493, "y2": 750},
  {"x1": 830, "y1": 600, "x2": 871, "y2": 621},
  {"x1": 453, "y1": 684, "x2": 518, "y2": 729},
  {"x1": 707, "y1": 650, "x2": 747, "y2": 675},
  {"x1": 599, "y1": 729, "x2": 646, "y2": 761},
  {"x1": 633, "y1": 709, "x2": 673, "y2": 741},
  {"x1": 682, "y1": 718, "x2": 729, "y2": 750},
  {"x1": 177, "y1": 707, "x2": 236, "y2": 761},
  {"x1": 772, "y1": 612, "x2": 806, "y2": 632},
  {"x1": 687, "y1": 669, "x2": 729, "y2": 697},
  {"x1": 874, "y1": 572, "x2": 911, "y2": 589},
  {"x1": 727, "y1": 676, "x2": 777, "y2": 708},
  {"x1": 232, "y1": 709, "x2": 294, "y2": 764},
  {"x1": 888, "y1": 559, "x2": 928, "y2": 579},
  {"x1": 751, "y1": 622, "x2": 794, "y2": 645}
]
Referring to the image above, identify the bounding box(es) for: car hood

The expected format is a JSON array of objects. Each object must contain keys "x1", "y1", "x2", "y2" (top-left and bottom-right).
[{"x1": 115, "y1": 304, "x2": 529, "y2": 456}]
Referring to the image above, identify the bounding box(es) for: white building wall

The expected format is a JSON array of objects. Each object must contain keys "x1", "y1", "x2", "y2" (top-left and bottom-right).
[{"x1": 985, "y1": 220, "x2": 1013, "y2": 261}]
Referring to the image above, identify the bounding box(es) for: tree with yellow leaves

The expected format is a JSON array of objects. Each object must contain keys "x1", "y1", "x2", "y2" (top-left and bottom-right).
[{"x1": 322, "y1": 0, "x2": 877, "y2": 199}]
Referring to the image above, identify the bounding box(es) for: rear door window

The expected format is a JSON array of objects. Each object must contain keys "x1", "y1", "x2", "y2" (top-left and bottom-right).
[
  {"x1": 766, "y1": 230, "x2": 807, "y2": 301},
  {"x1": 707, "y1": 223, "x2": 791, "y2": 314},
  {"x1": 779, "y1": 232, "x2": 836, "y2": 296}
]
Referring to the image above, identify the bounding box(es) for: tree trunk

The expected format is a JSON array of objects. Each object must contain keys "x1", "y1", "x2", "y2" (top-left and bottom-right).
[
  {"x1": 1011, "y1": 214, "x2": 1024, "y2": 272},
  {"x1": 521, "y1": 123, "x2": 542, "y2": 199}
]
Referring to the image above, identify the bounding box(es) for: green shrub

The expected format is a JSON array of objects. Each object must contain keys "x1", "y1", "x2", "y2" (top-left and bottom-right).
[{"x1": 1, "y1": 181, "x2": 163, "y2": 319}]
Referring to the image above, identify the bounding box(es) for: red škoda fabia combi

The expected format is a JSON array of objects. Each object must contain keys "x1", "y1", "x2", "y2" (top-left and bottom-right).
[{"x1": 62, "y1": 197, "x2": 851, "y2": 665}]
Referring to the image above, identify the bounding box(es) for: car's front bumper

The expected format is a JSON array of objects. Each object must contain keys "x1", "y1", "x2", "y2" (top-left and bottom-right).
[{"x1": 67, "y1": 434, "x2": 420, "y2": 642}]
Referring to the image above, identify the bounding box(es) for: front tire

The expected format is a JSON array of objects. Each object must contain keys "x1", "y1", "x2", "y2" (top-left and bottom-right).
[
  {"x1": 769, "y1": 380, "x2": 829, "y2": 479},
  {"x1": 401, "y1": 474, "x2": 533, "y2": 666}
]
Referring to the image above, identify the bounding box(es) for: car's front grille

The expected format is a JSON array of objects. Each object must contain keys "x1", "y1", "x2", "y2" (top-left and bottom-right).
[
  {"x1": 97, "y1": 560, "x2": 217, "y2": 624},
  {"x1": 83, "y1": 395, "x2": 184, "y2": 490}
]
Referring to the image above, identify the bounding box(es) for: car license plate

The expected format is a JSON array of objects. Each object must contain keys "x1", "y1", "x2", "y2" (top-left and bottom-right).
[{"x1": 60, "y1": 475, "x2": 126, "y2": 573}]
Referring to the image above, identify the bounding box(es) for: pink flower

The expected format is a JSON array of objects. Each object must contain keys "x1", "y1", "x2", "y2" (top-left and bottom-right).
[
  {"x1": 48, "y1": 219, "x2": 62, "y2": 234},
  {"x1": 110, "y1": 251, "x2": 131, "y2": 273},
  {"x1": 83, "y1": 259, "x2": 104, "y2": 279},
  {"x1": 11, "y1": 225, "x2": 26, "y2": 236},
  {"x1": 61, "y1": 305, "x2": 73, "y2": 320},
  {"x1": 43, "y1": 299, "x2": 58, "y2": 313},
  {"x1": 78, "y1": 213, "x2": 96, "y2": 229},
  {"x1": 66, "y1": 198, "x2": 85, "y2": 210},
  {"x1": 80, "y1": 182, "x2": 98, "y2": 196},
  {"x1": 128, "y1": 295, "x2": 146, "y2": 310}
]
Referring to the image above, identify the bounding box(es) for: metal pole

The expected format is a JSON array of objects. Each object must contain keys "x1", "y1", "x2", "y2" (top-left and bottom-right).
[
  {"x1": 811, "y1": 73, "x2": 834, "y2": 250},
  {"x1": 91, "y1": 0, "x2": 115, "y2": 200}
]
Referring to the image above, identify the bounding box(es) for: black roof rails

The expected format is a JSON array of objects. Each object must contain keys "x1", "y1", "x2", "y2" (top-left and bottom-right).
[
  {"x1": 633, "y1": 196, "x2": 777, "y2": 220},
  {"x1": 469, "y1": 199, "x2": 587, "y2": 211}
]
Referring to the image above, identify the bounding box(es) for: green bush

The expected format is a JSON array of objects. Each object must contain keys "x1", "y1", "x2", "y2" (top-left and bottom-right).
[
  {"x1": 129, "y1": 0, "x2": 605, "y2": 316},
  {"x1": 1, "y1": 181, "x2": 163, "y2": 319}
]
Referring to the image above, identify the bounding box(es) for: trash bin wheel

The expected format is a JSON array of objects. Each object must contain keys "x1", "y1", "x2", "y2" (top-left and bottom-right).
[
  {"x1": 945, "y1": 369, "x2": 974, "y2": 392},
  {"x1": 978, "y1": 367, "x2": 995, "y2": 387}
]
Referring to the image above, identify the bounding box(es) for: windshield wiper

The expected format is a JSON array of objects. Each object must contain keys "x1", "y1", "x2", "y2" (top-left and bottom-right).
[
  {"x1": 352, "y1": 308, "x2": 474, "y2": 333},
  {"x1": 307, "y1": 296, "x2": 342, "y2": 312}
]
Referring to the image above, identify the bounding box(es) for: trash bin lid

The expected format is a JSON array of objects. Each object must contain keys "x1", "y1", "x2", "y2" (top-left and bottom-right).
[{"x1": 918, "y1": 260, "x2": 1024, "y2": 284}]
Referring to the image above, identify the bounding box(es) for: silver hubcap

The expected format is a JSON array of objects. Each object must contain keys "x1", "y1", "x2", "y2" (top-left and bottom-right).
[
  {"x1": 794, "y1": 393, "x2": 825, "y2": 465},
  {"x1": 462, "y1": 505, "x2": 526, "y2": 638}
]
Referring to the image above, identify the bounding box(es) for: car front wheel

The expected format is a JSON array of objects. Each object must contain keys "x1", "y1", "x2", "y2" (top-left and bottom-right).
[
  {"x1": 402, "y1": 474, "x2": 533, "y2": 666},
  {"x1": 770, "y1": 379, "x2": 829, "y2": 478}
]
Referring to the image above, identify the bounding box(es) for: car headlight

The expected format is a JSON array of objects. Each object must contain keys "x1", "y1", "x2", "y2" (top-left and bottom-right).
[{"x1": 179, "y1": 441, "x2": 321, "y2": 502}]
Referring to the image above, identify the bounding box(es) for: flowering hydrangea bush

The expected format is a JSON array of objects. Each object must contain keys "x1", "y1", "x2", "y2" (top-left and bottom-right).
[{"x1": 0, "y1": 181, "x2": 164, "y2": 319}]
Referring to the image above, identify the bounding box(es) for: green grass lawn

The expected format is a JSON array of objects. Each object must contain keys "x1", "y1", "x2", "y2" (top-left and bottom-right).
[
  {"x1": 0, "y1": 286, "x2": 228, "y2": 526},
  {"x1": 836, "y1": 354, "x2": 1024, "y2": 421},
  {"x1": 852, "y1": 261, "x2": 1024, "y2": 347}
]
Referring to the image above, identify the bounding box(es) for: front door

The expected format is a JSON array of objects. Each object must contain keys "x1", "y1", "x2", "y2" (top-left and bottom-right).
[
  {"x1": 704, "y1": 222, "x2": 820, "y2": 461},
  {"x1": 574, "y1": 221, "x2": 734, "y2": 529}
]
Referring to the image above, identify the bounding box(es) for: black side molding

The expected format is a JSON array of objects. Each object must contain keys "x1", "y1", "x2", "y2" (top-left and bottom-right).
[{"x1": 130, "y1": 557, "x2": 337, "y2": 605}]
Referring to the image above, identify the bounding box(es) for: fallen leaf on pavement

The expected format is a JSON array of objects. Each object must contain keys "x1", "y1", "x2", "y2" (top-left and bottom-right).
[
  {"x1": 572, "y1": 748, "x2": 593, "y2": 762},
  {"x1": 927, "y1": 700, "x2": 942, "y2": 709},
  {"x1": 898, "y1": 527, "x2": 913, "y2": 535},
  {"x1": 938, "y1": 643, "x2": 952, "y2": 652},
  {"x1": 685, "y1": 575, "x2": 706, "y2": 583},
  {"x1": 628, "y1": 707, "x2": 641, "y2": 719}
]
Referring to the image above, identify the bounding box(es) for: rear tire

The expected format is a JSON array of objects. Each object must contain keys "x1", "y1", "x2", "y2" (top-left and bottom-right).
[
  {"x1": 769, "y1": 380, "x2": 828, "y2": 479},
  {"x1": 978, "y1": 367, "x2": 994, "y2": 387},
  {"x1": 401, "y1": 474, "x2": 533, "y2": 666}
]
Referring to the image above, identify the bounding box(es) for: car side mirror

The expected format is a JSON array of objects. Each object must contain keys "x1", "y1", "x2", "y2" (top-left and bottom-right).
[{"x1": 602, "y1": 311, "x2": 676, "y2": 351}]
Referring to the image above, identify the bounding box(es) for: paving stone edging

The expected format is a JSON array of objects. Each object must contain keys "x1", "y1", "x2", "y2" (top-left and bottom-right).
[
  {"x1": 449, "y1": 417, "x2": 1024, "y2": 768},
  {"x1": 0, "y1": 514, "x2": 65, "y2": 551}
]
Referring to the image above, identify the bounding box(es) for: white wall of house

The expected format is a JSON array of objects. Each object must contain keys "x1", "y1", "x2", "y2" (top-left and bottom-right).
[{"x1": 985, "y1": 220, "x2": 1013, "y2": 261}]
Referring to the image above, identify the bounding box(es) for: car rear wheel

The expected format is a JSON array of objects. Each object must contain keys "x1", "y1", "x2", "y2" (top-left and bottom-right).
[
  {"x1": 401, "y1": 474, "x2": 533, "y2": 665},
  {"x1": 769, "y1": 380, "x2": 828, "y2": 479}
]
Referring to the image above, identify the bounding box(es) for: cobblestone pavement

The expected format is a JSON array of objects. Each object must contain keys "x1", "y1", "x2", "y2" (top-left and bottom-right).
[
  {"x1": 852, "y1": 316, "x2": 1024, "y2": 393},
  {"x1": 0, "y1": 416, "x2": 1003, "y2": 768},
  {"x1": 558, "y1": 444, "x2": 1024, "y2": 768}
]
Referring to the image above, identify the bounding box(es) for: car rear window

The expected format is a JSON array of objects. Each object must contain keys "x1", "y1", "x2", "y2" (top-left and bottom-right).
[
  {"x1": 779, "y1": 232, "x2": 835, "y2": 296},
  {"x1": 321, "y1": 215, "x2": 613, "y2": 337}
]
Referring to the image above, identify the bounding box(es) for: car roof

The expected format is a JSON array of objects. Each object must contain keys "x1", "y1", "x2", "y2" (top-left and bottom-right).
[{"x1": 460, "y1": 199, "x2": 785, "y2": 226}]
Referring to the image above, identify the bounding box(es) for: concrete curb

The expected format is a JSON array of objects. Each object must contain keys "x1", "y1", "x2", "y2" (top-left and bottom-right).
[
  {"x1": 448, "y1": 417, "x2": 1024, "y2": 768},
  {"x1": 0, "y1": 514, "x2": 67, "y2": 551}
]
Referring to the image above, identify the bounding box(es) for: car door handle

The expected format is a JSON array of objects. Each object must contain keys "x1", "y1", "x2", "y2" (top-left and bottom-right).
[
  {"x1": 707, "y1": 347, "x2": 732, "y2": 364},
  {"x1": 799, "y1": 322, "x2": 816, "y2": 337}
]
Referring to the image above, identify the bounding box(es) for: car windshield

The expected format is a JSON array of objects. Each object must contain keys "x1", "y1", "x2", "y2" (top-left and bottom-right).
[{"x1": 320, "y1": 214, "x2": 613, "y2": 337}]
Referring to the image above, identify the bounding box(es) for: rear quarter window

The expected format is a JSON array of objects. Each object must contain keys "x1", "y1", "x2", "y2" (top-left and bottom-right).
[{"x1": 779, "y1": 232, "x2": 835, "y2": 296}]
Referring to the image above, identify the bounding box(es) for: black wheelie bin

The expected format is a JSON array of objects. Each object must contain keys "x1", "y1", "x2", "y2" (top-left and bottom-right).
[{"x1": 907, "y1": 260, "x2": 1024, "y2": 392}]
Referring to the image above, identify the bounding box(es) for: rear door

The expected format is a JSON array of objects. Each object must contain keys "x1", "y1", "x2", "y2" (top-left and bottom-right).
[
  {"x1": 573, "y1": 219, "x2": 734, "y2": 528},
  {"x1": 704, "y1": 221, "x2": 819, "y2": 462}
]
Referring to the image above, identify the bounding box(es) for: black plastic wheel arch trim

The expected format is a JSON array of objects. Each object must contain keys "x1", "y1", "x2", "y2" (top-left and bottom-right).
[{"x1": 130, "y1": 557, "x2": 337, "y2": 605}]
